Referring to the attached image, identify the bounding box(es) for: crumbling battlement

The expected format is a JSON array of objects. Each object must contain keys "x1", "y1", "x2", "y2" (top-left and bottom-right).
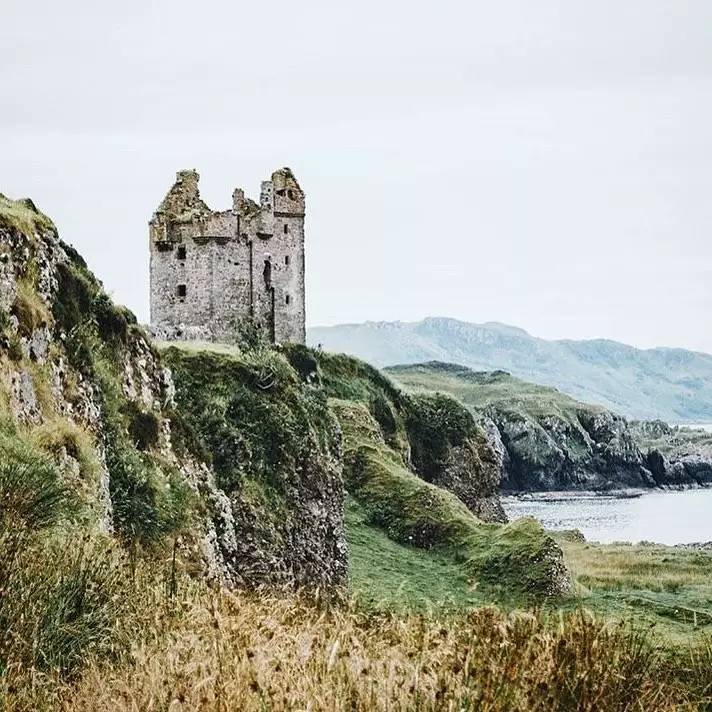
[{"x1": 149, "y1": 168, "x2": 305, "y2": 344}]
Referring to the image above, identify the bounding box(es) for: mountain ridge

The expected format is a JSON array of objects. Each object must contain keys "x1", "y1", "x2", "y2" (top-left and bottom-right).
[{"x1": 307, "y1": 317, "x2": 712, "y2": 422}]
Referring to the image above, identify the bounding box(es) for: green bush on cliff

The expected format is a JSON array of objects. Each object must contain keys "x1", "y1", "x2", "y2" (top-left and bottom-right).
[
  {"x1": 53, "y1": 260, "x2": 134, "y2": 354},
  {"x1": 52, "y1": 261, "x2": 95, "y2": 338}
]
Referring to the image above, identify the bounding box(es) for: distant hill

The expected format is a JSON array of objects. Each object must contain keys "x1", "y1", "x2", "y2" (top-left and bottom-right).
[{"x1": 308, "y1": 317, "x2": 712, "y2": 422}]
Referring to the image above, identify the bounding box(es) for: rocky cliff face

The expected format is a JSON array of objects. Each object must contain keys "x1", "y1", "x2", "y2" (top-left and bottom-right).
[
  {"x1": 162, "y1": 347, "x2": 347, "y2": 588},
  {"x1": 0, "y1": 195, "x2": 346, "y2": 589},
  {"x1": 491, "y1": 407, "x2": 654, "y2": 491},
  {"x1": 387, "y1": 363, "x2": 712, "y2": 492},
  {"x1": 630, "y1": 420, "x2": 712, "y2": 487}
]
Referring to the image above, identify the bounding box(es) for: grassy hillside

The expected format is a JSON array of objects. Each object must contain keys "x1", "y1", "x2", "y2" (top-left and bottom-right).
[
  {"x1": 308, "y1": 317, "x2": 712, "y2": 421},
  {"x1": 2, "y1": 197, "x2": 712, "y2": 710},
  {"x1": 386, "y1": 361, "x2": 601, "y2": 420}
]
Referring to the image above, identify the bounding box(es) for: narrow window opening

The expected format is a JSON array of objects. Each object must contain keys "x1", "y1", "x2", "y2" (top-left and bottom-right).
[
  {"x1": 263, "y1": 259, "x2": 272, "y2": 290},
  {"x1": 177, "y1": 284, "x2": 187, "y2": 297},
  {"x1": 283, "y1": 224, "x2": 289, "y2": 234},
  {"x1": 177, "y1": 246, "x2": 186, "y2": 260},
  {"x1": 287, "y1": 189, "x2": 295, "y2": 200},
  {"x1": 285, "y1": 255, "x2": 290, "y2": 266},
  {"x1": 286, "y1": 294, "x2": 290, "y2": 305}
]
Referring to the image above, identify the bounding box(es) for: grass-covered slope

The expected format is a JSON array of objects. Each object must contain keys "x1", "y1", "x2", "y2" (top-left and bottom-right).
[
  {"x1": 387, "y1": 362, "x2": 600, "y2": 419},
  {"x1": 387, "y1": 362, "x2": 660, "y2": 491},
  {"x1": 332, "y1": 398, "x2": 570, "y2": 599},
  {"x1": 0, "y1": 194, "x2": 195, "y2": 552},
  {"x1": 303, "y1": 348, "x2": 506, "y2": 521},
  {"x1": 308, "y1": 316, "x2": 712, "y2": 421},
  {"x1": 279, "y1": 346, "x2": 573, "y2": 598},
  {"x1": 0, "y1": 194, "x2": 215, "y2": 685}
]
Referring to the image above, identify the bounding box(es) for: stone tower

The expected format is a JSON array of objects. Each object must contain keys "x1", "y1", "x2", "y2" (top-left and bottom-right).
[{"x1": 149, "y1": 168, "x2": 306, "y2": 344}]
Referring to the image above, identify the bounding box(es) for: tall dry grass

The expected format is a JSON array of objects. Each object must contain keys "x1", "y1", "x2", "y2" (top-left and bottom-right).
[{"x1": 59, "y1": 588, "x2": 707, "y2": 712}]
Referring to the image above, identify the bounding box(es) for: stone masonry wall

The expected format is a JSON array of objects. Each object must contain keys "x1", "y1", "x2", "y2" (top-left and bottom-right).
[{"x1": 149, "y1": 168, "x2": 305, "y2": 344}]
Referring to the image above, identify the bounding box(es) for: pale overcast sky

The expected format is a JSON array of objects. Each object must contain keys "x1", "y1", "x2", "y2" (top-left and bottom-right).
[{"x1": 1, "y1": 1, "x2": 711, "y2": 352}]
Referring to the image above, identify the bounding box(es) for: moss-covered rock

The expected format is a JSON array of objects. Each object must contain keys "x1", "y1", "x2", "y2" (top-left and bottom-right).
[{"x1": 0, "y1": 195, "x2": 241, "y2": 584}]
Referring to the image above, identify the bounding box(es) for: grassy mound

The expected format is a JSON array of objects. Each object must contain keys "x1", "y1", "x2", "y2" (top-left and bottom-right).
[
  {"x1": 332, "y1": 399, "x2": 570, "y2": 598},
  {"x1": 0, "y1": 194, "x2": 55, "y2": 234}
]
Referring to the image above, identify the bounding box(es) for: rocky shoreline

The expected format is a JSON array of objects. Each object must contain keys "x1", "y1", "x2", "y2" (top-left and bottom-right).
[{"x1": 502, "y1": 481, "x2": 712, "y2": 501}]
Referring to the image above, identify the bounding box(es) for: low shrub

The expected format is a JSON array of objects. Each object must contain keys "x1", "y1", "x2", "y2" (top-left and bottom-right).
[
  {"x1": 0, "y1": 536, "x2": 130, "y2": 678},
  {"x1": 31, "y1": 419, "x2": 101, "y2": 491},
  {"x1": 106, "y1": 437, "x2": 191, "y2": 550},
  {"x1": 52, "y1": 261, "x2": 96, "y2": 336},
  {"x1": 92, "y1": 292, "x2": 129, "y2": 344}
]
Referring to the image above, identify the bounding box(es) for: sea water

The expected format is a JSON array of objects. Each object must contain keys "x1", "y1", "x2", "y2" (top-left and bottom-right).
[{"x1": 503, "y1": 488, "x2": 712, "y2": 545}]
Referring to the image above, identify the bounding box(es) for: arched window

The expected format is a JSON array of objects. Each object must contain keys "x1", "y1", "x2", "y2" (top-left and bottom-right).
[{"x1": 285, "y1": 294, "x2": 290, "y2": 305}]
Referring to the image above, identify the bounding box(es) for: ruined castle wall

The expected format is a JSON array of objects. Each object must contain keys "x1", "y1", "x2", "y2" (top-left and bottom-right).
[
  {"x1": 149, "y1": 169, "x2": 305, "y2": 344},
  {"x1": 250, "y1": 215, "x2": 305, "y2": 344}
]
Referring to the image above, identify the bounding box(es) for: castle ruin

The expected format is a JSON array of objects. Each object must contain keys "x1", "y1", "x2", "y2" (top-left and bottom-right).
[{"x1": 149, "y1": 168, "x2": 305, "y2": 344}]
